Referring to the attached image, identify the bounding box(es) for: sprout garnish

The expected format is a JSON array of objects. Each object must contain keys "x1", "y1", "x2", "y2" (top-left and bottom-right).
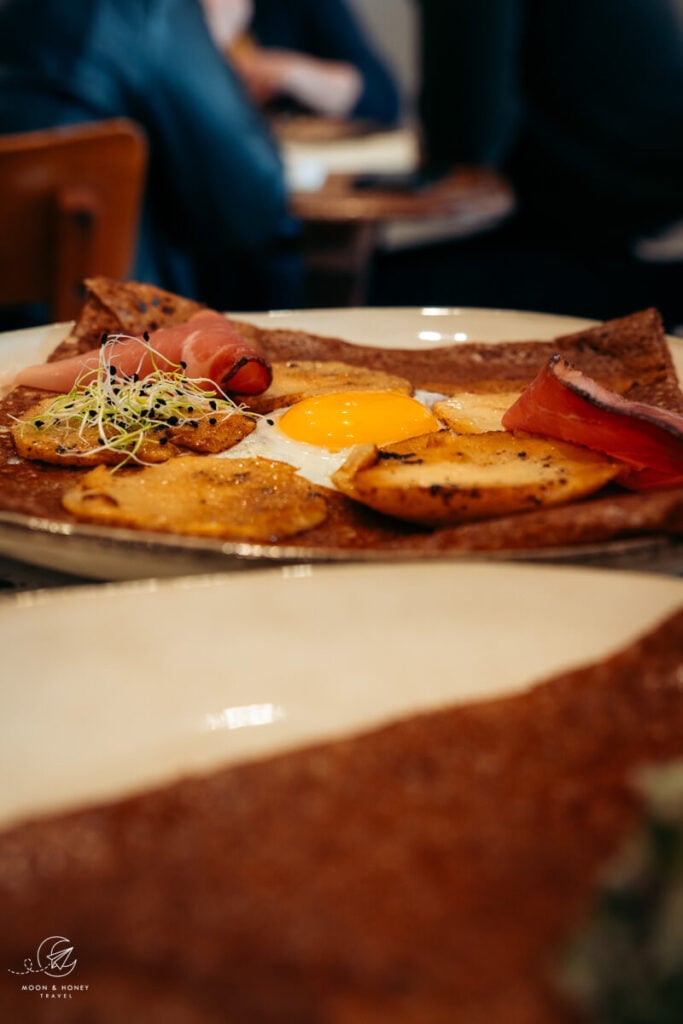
[{"x1": 14, "y1": 332, "x2": 255, "y2": 466}]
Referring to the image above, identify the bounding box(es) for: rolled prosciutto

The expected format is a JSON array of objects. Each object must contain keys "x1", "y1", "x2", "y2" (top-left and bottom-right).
[
  {"x1": 502, "y1": 355, "x2": 683, "y2": 490},
  {"x1": 14, "y1": 311, "x2": 272, "y2": 396}
]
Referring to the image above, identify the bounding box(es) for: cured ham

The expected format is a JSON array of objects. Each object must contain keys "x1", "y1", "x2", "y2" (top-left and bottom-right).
[
  {"x1": 502, "y1": 355, "x2": 683, "y2": 490},
  {"x1": 13, "y1": 310, "x2": 272, "y2": 395}
]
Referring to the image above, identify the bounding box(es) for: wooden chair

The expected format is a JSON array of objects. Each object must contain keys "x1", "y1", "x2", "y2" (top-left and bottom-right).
[{"x1": 0, "y1": 118, "x2": 147, "y2": 322}]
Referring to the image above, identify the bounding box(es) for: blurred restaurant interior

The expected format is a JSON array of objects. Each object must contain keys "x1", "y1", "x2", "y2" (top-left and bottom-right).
[{"x1": 0, "y1": 0, "x2": 681, "y2": 333}]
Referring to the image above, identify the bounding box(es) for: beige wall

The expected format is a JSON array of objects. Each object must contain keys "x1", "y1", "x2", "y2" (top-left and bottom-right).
[{"x1": 346, "y1": 0, "x2": 419, "y2": 110}]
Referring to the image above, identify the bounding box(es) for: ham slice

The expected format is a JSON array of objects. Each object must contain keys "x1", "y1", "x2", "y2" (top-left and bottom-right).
[
  {"x1": 502, "y1": 355, "x2": 683, "y2": 490},
  {"x1": 13, "y1": 311, "x2": 272, "y2": 396}
]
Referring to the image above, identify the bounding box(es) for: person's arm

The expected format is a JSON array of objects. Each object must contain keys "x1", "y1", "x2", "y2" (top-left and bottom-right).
[
  {"x1": 231, "y1": 45, "x2": 363, "y2": 118},
  {"x1": 417, "y1": 0, "x2": 523, "y2": 171},
  {"x1": 251, "y1": 0, "x2": 401, "y2": 124}
]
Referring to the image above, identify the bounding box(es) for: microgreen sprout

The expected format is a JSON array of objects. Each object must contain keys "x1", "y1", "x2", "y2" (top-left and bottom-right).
[{"x1": 15, "y1": 332, "x2": 255, "y2": 466}]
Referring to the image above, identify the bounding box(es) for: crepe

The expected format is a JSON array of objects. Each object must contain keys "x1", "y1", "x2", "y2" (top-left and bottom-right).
[
  {"x1": 1, "y1": 605, "x2": 682, "y2": 1022},
  {"x1": 1, "y1": 278, "x2": 683, "y2": 554},
  {"x1": 50, "y1": 277, "x2": 204, "y2": 360}
]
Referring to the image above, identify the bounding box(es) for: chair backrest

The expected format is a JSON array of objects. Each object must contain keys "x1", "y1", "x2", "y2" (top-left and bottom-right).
[{"x1": 0, "y1": 118, "x2": 147, "y2": 322}]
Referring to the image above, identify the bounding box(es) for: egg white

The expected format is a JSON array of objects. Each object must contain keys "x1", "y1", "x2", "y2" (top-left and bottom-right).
[
  {"x1": 216, "y1": 406, "x2": 350, "y2": 488},
  {"x1": 217, "y1": 390, "x2": 446, "y2": 489}
]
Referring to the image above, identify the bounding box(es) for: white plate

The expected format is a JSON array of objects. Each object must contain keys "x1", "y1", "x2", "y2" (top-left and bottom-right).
[
  {"x1": 2, "y1": 560, "x2": 682, "y2": 830},
  {"x1": 1, "y1": 307, "x2": 682, "y2": 581}
]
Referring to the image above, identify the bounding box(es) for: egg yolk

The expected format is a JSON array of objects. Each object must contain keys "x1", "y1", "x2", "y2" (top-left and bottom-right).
[{"x1": 277, "y1": 390, "x2": 440, "y2": 451}]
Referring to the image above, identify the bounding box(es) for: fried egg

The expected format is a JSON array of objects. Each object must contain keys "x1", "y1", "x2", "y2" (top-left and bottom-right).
[{"x1": 219, "y1": 389, "x2": 443, "y2": 488}]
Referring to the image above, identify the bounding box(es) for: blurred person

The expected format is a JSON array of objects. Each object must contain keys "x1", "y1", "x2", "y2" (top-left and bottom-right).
[
  {"x1": 229, "y1": 0, "x2": 401, "y2": 124},
  {"x1": 371, "y1": 0, "x2": 683, "y2": 332},
  {"x1": 0, "y1": 0, "x2": 293, "y2": 315}
]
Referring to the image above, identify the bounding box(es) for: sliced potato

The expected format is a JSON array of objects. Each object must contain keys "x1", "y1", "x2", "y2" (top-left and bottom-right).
[
  {"x1": 12, "y1": 398, "x2": 255, "y2": 466},
  {"x1": 332, "y1": 430, "x2": 622, "y2": 527},
  {"x1": 239, "y1": 360, "x2": 412, "y2": 413},
  {"x1": 62, "y1": 456, "x2": 328, "y2": 541},
  {"x1": 434, "y1": 391, "x2": 522, "y2": 434},
  {"x1": 11, "y1": 398, "x2": 176, "y2": 466},
  {"x1": 166, "y1": 411, "x2": 255, "y2": 454}
]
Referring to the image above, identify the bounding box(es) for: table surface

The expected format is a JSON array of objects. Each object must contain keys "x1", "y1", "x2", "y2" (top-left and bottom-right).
[
  {"x1": 289, "y1": 166, "x2": 515, "y2": 225},
  {"x1": 0, "y1": 554, "x2": 92, "y2": 593}
]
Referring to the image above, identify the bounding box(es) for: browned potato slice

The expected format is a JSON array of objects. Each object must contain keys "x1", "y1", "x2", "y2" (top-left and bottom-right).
[
  {"x1": 11, "y1": 398, "x2": 177, "y2": 466},
  {"x1": 332, "y1": 430, "x2": 622, "y2": 527},
  {"x1": 238, "y1": 360, "x2": 412, "y2": 413},
  {"x1": 167, "y1": 411, "x2": 255, "y2": 453},
  {"x1": 12, "y1": 398, "x2": 255, "y2": 466},
  {"x1": 434, "y1": 391, "x2": 522, "y2": 433},
  {"x1": 62, "y1": 456, "x2": 329, "y2": 541}
]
